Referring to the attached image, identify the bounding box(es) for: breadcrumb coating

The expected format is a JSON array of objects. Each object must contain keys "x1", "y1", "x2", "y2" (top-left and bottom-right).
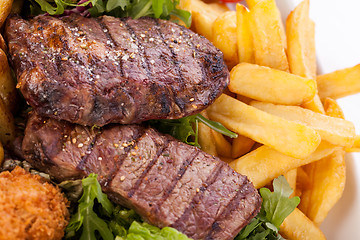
[{"x1": 0, "y1": 166, "x2": 69, "y2": 240}]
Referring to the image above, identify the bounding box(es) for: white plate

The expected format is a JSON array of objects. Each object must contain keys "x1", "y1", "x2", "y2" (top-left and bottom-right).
[{"x1": 276, "y1": 0, "x2": 360, "y2": 239}]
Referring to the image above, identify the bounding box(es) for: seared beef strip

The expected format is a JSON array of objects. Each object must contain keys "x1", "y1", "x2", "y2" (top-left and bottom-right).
[
  {"x1": 22, "y1": 113, "x2": 261, "y2": 240},
  {"x1": 5, "y1": 14, "x2": 229, "y2": 126}
]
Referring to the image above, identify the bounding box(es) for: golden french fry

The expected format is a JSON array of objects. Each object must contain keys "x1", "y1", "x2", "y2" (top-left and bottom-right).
[
  {"x1": 300, "y1": 149, "x2": 346, "y2": 225},
  {"x1": 0, "y1": 48, "x2": 18, "y2": 113},
  {"x1": 286, "y1": 0, "x2": 316, "y2": 79},
  {"x1": 0, "y1": 0, "x2": 13, "y2": 28},
  {"x1": 324, "y1": 97, "x2": 345, "y2": 119},
  {"x1": 0, "y1": 34, "x2": 7, "y2": 53},
  {"x1": 296, "y1": 167, "x2": 311, "y2": 197},
  {"x1": 285, "y1": 1, "x2": 325, "y2": 113},
  {"x1": 229, "y1": 141, "x2": 338, "y2": 189},
  {"x1": 211, "y1": 129, "x2": 232, "y2": 158},
  {"x1": 231, "y1": 134, "x2": 255, "y2": 158},
  {"x1": 236, "y1": 4, "x2": 253, "y2": 63},
  {"x1": 251, "y1": 101, "x2": 356, "y2": 147},
  {"x1": 207, "y1": 95, "x2": 321, "y2": 158},
  {"x1": 198, "y1": 111, "x2": 218, "y2": 157},
  {"x1": 229, "y1": 63, "x2": 316, "y2": 105},
  {"x1": 219, "y1": 156, "x2": 234, "y2": 164},
  {"x1": 301, "y1": 94, "x2": 325, "y2": 114},
  {"x1": 0, "y1": 97, "x2": 15, "y2": 145},
  {"x1": 346, "y1": 135, "x2": 360, "y2": 152},
  {"x1": 317, "y1": 64, "x2": 360, "y2": 99},
  {"x1": 212, "y1": 11, "x2": 238, "y2": 68},
  {"x1": 189, "y1": 0, "x2": 229, "y2": 41},
  {"x1": 284, "y1": 168, "x2": 297, "y2": 197},
  {"x1": 245, "y1": 0, "x2": 261, "y2": 9},
  {"x1": 280, "y1": 208, "x2": 326, "y2": 240},
  {"x1": 249, "y1": 0, "x2": 289, "y2": 71}
]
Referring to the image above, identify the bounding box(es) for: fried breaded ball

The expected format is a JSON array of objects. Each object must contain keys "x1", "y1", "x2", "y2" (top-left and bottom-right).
[{"x1": 0, "y1": 166, "x2": 69, "y2": 240}]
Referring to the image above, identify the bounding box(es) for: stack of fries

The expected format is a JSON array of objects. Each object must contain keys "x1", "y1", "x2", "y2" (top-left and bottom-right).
[
  {"x1": 186, "y1": 0, "x2": 360, "y2": 238},
  {"x1": 0, "y1": 0, "x2": 17, "y2": 165}
]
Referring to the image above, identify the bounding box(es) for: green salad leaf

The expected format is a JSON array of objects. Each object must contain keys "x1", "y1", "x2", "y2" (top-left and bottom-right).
[
  {"x1": 29, "y1": 0, "x2": 192, "y2": 27},
  {"x1": 66, "y1": 173, "x2": 114, "y2": 240},
  {"x1": 148, "y1": 113, "x2": 237, "y2": 148},
  {"x1": 236, "y1": 176, "x2": 300, "y2": 240},
  {"x1": 66, "y1": 174, "x2": 192, "y2": 240}
]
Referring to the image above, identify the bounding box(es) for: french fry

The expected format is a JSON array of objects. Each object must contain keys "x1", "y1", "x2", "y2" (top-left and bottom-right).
[
  {"x1": 280, "y1": 208, "x2": 326, "y2": 240},
  {"x1": 301, "y1": 94, "x2": 325, "y2": 114},
  {"x1": 212, "y1": 11, "x2": 238, "y2": 68},
  {"x1": 284, "y1": 168, "x2": 297, "y2": 197},
  {"x1": 0, "y1": 0, "x2": 13, "y2": 28},
  {"x1": 296, "y1": 167, "x2": 311, "y2": 197},
  {"x1": 323, "y1": 97, "x2": 345, "y2": 119},
  {"x1": 211, "y1": 129, "x2": 232, "y2": 158},
  {"x1": 0, "y1": 34, "x2": 7, "y2": 53},
  {"x1": 285, "y1": 1, "x2": 325, "y2": 113},
  {"x1": 207, "y1": 95, "x2": 321, "y2": 158},
  {"x1": 286, "y1": 0, "x2": 316, "y2": 79},
  {"x1": 0, "y1": 48, "x2": 18, "y2": 113},
  {"x1": 346, "y1": 135, "x2": 360, "y2": 152},
  {"x1": 198, "y1": 111, "x2": 218, "y2": 157},
  {"x1": 229, "y1": 141, "x2": 338, "y2": 189},
  {"x1": 229, "y1": 63, "x2": 316, "y2": 105},
  {"x1": 245, "y1": 0, "x2": 261, "y2": 9},
  {"x1": 300, "y1": 149, "x2": 346, "y2": 225},
  {"x1": 249, "y1": 0, "x2": 289, "y2": 71},
  {"x1": 317, "y1": 64, "x2": 360, "y2": 99},
  {"x1": 189, "y1": 0, "x2": 229, "y2": 41},
  {"x1": 236, "y1": 4, "x2": 253, "y2": 63},
  {"x1": 251, "y1": 101, "x2": 356, "y2": 147},
  {"x1": 0, "y1": 97, "x2": 15, "y2": 145},
  {"x1": 231, "y1": 134, "x2": 255, "y2": 158},
  {"x1": 236, "y1": 94, "x2": 253, "y2": 105}
]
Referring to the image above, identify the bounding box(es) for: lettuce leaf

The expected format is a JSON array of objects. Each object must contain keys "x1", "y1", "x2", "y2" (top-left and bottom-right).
[{"x1": 236, "y1": 176, "x2": 300, "y2": 240}]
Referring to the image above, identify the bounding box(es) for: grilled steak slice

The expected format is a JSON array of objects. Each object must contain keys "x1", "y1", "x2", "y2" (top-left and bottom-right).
[
  {"x1": 5, "y1": 14, "x2": 229, "y2": 126},
  {"x1": 22, "y1": 113, "x2": 261, "y2": 240}
]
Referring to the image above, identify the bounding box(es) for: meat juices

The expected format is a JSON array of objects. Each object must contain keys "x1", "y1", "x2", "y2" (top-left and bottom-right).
[
  {"x1": 22, "y1": 113, "x2": 262, "y2": 240},
  {"x1": 5, "y1": 15, "x2": 229, "y2": 126}
]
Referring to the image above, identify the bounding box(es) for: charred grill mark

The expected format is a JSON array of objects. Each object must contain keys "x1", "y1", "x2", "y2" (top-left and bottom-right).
[
  {"x1": 153, "y1": 18, "x2": 185, "y2": 112},
  {"x1": 156, "y1": 149, "x2": 201, "y2": 210},
  {"x1": 95, "y1": 17, "x2": 124, "y2": 77},
  {"x1": 105, "y1": 129, "x2": 146, "y2": 185},
  {"x1": 77, "y1": 129, "x2": 101, "y2": 172},
  {"x1": 121, "y1": 18, "x2": 153, "y2": 80},
  {"x1": 171, "y1": 163, "x2": 225, "y2": 228},
  {"x1": 127, "y1": 138, "x2": 171, "y2": 198},
  {"x1": 180, "y1": 31, "x2": 208, "y2": 87}
]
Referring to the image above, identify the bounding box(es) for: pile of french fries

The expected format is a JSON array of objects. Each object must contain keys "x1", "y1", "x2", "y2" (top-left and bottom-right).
[
  {"x1": 0, "y1": 0, "x2": 17, "y2": 166},
  {"x1": 184, "y1": 0, "x2": 360, "y2": 239}
]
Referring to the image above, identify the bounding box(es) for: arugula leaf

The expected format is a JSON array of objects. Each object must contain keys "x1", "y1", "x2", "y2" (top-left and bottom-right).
[
  {"x1": 65, "y1": 173, "x2": 114, "y2": 240},
  {"x1": 260, "y1": 175, "x2": 301, "y2": 229},
  {"x1": 236, "y1": 176, "x2": 300, "y2": 240},
  {"x1": 149, "y1": 113, "x2": 237, "y2": 148},
  {"x1": 196, "y1": 114, "x2": 238, "y2": 138}
]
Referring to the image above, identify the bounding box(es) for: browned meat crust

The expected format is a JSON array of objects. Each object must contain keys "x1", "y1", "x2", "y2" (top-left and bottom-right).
[
  {"x1": 5, "y1": 14, "x2": 229, "y2": 126},
  {"x1": 22, "y1": 113, "x2": 261, "y2": 240},
  {"x1": 0, "y1": 166, "x2": 69, "y2": 240}
]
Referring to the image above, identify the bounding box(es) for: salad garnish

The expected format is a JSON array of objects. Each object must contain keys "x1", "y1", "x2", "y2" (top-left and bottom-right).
[{"x1": 29, "y1": 0, "x2": 192, "y2": 27}]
